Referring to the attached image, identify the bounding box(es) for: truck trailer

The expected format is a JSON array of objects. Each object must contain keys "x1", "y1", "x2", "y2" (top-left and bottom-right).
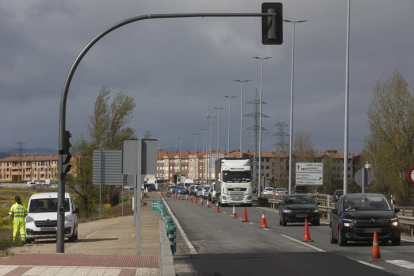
[{"x1": 212, "y1": 158, "x2": 252, "y2": 207}]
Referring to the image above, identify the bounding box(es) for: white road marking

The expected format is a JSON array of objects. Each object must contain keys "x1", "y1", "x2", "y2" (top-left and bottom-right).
[
  {"x1": 402, "y1": 238, "x2": 414, "y2": 243},
  {"x1": 162, "y1": 197, "x2": 197, "y2": 255},
  {"x1": 249, "y1": 223, "x2": 254, "y2": 225},
  {"x1": 222, "y1": 212, "x2": 227, "y2": 213},
  {"x1": 281, "y1": 235, "x2": 326, "y2": 252},
  {"x1": 386, "y1": 260, "x2": 414, "y2": 269},
  {"x1": 263, "y1": 228, "x2": 270, "y2": 231},
  {"x1": 357, "y1": 261, "x2": 385, "y2": 270},
  {"x1": 256, "y1": 207, "x2": 278, "y2": 213}
]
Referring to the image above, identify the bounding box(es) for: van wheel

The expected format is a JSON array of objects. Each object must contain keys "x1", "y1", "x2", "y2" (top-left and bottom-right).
[{"x1": 68, "y1": 229, "x2": 77, "y2": 242}]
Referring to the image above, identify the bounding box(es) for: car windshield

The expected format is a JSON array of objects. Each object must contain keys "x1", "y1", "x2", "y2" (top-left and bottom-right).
[
  {"x1": 344, "y1": 194, "x2": 391, "y2": 211},
  {"x1": 285, "y1": 196, "x2": 315, "y2": 205},
  {"x1": 223, "y1": 171, "x2": 251, "y2": 182},
  {"x1": 29, "y1": 198, "x2": 70, "y2": 213}
]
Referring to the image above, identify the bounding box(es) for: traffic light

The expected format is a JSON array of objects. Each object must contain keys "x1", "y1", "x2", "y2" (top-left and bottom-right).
[
  {"x1": 62, "y1": 130, "x2": 72, "y2": 174},
  {"x1": 262, "y1": 3, "x2": 283, "y2": 45}
]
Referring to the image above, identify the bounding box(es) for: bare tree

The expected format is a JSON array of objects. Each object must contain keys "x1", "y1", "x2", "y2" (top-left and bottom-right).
[{"x1": 365, "y1": 69, "x2": 414, "y2": 206}]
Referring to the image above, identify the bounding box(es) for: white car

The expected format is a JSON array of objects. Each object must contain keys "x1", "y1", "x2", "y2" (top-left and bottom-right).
[
  {"x1": 262, "y1": 187, "x2": 275, "y2": 195},
  {"x1": 25, "y1": 192, "x2": 79, "y2": 242},
  {"x1": 275, "y1": 188, "x2": 288, "y2": 196}
]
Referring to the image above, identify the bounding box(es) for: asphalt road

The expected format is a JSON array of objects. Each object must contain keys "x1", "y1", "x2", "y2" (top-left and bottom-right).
[{"x1": 163, "y1": 196, "x2": 414, "y2": 276}]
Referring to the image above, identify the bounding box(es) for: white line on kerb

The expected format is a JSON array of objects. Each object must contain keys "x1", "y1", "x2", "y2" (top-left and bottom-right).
[
  {"x1": 281, "y1": 235, "x2": 326, "y2": 252},
  {"x1": 162, "y1": 197, "x2": 197, "y2": 255},
  {"x1": 357, "y1": 260, "x2": 385, "y2": 270}
]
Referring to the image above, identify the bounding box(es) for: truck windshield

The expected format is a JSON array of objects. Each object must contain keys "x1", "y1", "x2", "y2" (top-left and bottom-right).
[
  {"x1": 223, "y1": 171, "x2": 251, "y2": 182},
  {"x1": 29, "y1": 198, "x2": 70, "y2": 213}
]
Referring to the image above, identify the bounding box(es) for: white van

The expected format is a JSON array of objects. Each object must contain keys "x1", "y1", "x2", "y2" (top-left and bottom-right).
[{"x1": 25, "y1": 192, "x2": 79, "y2": 242}]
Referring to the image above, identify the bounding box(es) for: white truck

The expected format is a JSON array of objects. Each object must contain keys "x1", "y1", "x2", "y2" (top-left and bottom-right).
[{"x1": 212, "y1": 158, "x2": 253, "y2": 207}]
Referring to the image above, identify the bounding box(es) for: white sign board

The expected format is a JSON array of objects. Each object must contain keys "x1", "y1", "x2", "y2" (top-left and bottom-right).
[{"x1": 296, "y1": 163, "x2": 323, "y2": 185}]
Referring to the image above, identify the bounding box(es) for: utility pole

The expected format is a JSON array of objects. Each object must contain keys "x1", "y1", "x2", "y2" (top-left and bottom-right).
[
  {"x1": 224, "y1": 96, "x2": 237, "y2": 157},
  {"x1": 15, "y1": 142, "x2": 26, "y2": 182},
  {"x1": 193, "y1": 133, "x2": 199, "y2": 181},
  {"x1": 234, "y1": 79, "x2": 250, "y2": 158}
]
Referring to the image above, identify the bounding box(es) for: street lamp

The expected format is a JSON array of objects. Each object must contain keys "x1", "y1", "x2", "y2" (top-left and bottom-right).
[
  {"x1": 201, "y1": 128, "x2": 207, "y2": 183},
  {"x1": 193, "y1": 133, "x2": 199, "y2": 180},
  {"x1": 234, "y1": 79, "x2": 250, "y2": 158},
  {"x1": 223, "y1": 96, "x2": 237, "y2": 157},
  {"x1": 207, "y1": 115, "x2": 216, "y2": 185},
  {"x1": 252, "y1": 56, "x2": 272, "y2": 196},
  {"x1": 178, "y1": 137, "x2": 183, "y2": 183},
  {"x1": 214, "y1": 107, "x2": 225, "y2": 156},
  {"x1": 283, "y1": 19, "x2": 307, "y2": 195}
]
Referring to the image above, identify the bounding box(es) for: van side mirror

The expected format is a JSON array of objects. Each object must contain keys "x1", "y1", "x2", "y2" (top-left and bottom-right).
[
  {"x1": 74, "y1": 207, "x2": 80, "y2": 214},
  {"x1": 394, "y1": 207, "x2": 400, "y2": 213},
  {"x1": 331, "y1": 209, "x2": 337, "y2": 215},
  {"x1": 316, "y1": 202, "x2": 321, "y2": 206}
]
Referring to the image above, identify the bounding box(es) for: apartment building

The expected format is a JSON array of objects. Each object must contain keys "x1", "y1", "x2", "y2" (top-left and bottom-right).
[{"x1": 0, "y1": 154, "x2": 58, "y2": 182}]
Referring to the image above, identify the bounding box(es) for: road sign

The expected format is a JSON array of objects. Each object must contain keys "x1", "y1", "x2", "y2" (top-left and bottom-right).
[
  {"x1": 409, "y1": 167, "x2": 414, "y2": 185},
  {"x1": 295, "y1": 163, "x2": 323, "y2": 185},
  {"x1": 354, "y1": 168, "x2": 373, "y2": 187}
]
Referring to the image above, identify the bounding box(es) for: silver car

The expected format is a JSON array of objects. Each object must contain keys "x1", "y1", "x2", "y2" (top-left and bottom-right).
[{"x1": 196, "y1": 186, "x2": 204, "y2": 197}]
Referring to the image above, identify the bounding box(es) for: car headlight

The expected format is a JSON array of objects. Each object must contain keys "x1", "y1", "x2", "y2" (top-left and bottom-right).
[
  {"x1": 65, "y1": 215, "x2": 72, "y2": 222},
  {"x1": 283, "y1": 209, "x2": 292, "y2": 213},
  {"x1": 343, "y1": 219, "x2": 353, "y2": 227},
  {"x1": 391, "y1": 218, "x2": 399, "y2": 227},
  {"x1": 313, "y1": 209, "x2": 319, "y2": 213},
  {"x1": 25, "y1": 216, "x2": 34, "y2": 224}
]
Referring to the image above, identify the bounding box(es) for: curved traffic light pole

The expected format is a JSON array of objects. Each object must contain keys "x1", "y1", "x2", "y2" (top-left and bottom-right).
[{"x1": 57, "y1": 12, "x2": 278, "y2": 253}]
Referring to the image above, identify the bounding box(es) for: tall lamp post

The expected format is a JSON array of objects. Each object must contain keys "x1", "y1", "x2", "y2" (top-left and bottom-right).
[
  {"x1": 224, "y1": 96, "x2": 237, "y2": 157},
  {"x1": 343, "y1": 0, "x2": 350, "y2": 195},
  {"x1": 234, "y1": 79, "x2": 250, "y2": 158},
  {"x1": 207, "y1": 115, "x2": 216, "y2": 185},
  {"x1": 283, "y1": 19, "x2": 307, "y2": 195},
  {"x1": 201, "y1": 128, "x2": 207, "y2": 183},
  {"x1": 252, "y1": 56, "x2": 272, "y2": 196},
  {"x1": 178, "y1": 137, "x2": 183, "y2": 183},
  {"x1": 193, "y1": 133, "x2": 199, "y2": 180},
  {"x1": 214, "y1": 107, "x2": 225, "y2": 156}
]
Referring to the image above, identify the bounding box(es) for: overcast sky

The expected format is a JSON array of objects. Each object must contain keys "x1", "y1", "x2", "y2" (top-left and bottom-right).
[{"x1": 1, "y1": 0, "x2": 413, "y2": 154}]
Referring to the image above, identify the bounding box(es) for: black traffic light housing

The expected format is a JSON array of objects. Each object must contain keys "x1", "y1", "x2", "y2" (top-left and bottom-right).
[
  {"x1": 262, "y1": 3, "x2": 283, "y2": 45},
  {"x1": 62, "y1": 130, "x2": 72, "y2": 174}
]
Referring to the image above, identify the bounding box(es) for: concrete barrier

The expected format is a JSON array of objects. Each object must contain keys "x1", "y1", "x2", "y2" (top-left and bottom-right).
[{"x1": 159, "y1": 220, "x2": 176, "y2": 276}]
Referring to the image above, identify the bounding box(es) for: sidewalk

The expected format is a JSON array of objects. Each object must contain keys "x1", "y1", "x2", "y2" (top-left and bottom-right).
[{"x1": 0, "y1": 192, "x2": 162, "y2": 276}]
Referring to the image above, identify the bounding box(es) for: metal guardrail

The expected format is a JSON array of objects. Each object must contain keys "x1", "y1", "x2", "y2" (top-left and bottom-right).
[
  {"x1": 159, "y1": 220, "x2": 176, "y2": 276},
  {"x1": 254, "y1": 194, "x2": 414, "y2": 237}
]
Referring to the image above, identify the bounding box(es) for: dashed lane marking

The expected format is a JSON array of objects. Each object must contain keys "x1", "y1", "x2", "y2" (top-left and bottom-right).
[
  {"x1": 162, "y1": 197, "x2": 197, "y2": 255},
  {"x1": 281, "y1": 235, "x2": 326, "y2": 252},
  {"x1": 386, "y1": 260, "x2": 414, "y2": 269},
  {"x1": 249, "y1": 223, "x2": 254, "y2": 225}
]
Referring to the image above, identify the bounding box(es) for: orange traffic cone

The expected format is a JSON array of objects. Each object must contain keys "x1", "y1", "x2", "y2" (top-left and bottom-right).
[
  {"x1": 303, "y1": 219, "x2": 313, "y2": 242},
  {"x1": 175, "y1": 194, "x2": 177, "y2": 199},
  {"x1": 206, "y1": 200, "x2": 210, "y2": 208},
  {"x1": 232, "y1": 205, "x2": 237, "y2": 218},
  {"x1": 260, "y1": 211, "x2": 268, "y2": 228},
  {"x1": 200, "y1": 198, "x2": 203, "y2": 205},
  {"x1": 195, "y1": 197, "x2": 198, "y2": 204},
  {"x1": 242, "y1": 208, "x2": 249, "y2": 222},
  {"x1": 190, "y1": 196, "x2": 193, "y2": 202},
  {"x1": 186, "y1": 195, "x2": 188, "y2": 201},
  {"x1": 369, "y1": 232, "x2": 382, "y2": 261},
  {"x1": 215, "y1": 202, "x2": 220, "y2": 213}
]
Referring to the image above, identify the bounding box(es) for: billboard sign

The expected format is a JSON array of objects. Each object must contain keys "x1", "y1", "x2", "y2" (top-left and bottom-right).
[{"x1": 295, "y1": 162, "x2": 323, "y2": 185}]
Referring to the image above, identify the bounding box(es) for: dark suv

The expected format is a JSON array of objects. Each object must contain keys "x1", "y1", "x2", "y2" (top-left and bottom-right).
[
  {"x1": 330, "y1": 193, "x2": 401, "y2": 246},
  {"x1": 294, "y1": 185, "x2": 308, "y2": 194},
  {"x1": 279, "y1": 194, "x2": 320, "y2": 226}
]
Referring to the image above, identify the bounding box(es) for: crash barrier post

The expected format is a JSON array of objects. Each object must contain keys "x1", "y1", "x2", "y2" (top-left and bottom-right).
[
  {"x1": 159, "y1": 221, "x2": 176, "y2": 276},
  {"x1": 152, "y1": 201, "x2": 177, "y2": 255}
]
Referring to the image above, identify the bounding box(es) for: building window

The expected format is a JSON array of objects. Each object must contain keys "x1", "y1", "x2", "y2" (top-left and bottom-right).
[
  {"x1": 266, "y1": 174, "x2": 269, "y2": 177},
  {"x1": 266, "y1": 166, "x2": 269, "y2": 169}
]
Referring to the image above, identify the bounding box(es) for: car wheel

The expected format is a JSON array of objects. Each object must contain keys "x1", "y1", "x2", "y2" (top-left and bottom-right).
[
  {"x1": 330, "y1": 225, "x2": 338, "y2": 244},
  {"x1": 338, "y1": 228, "x2": 347, "y2": 246},
  {"x1": 281, "y1": 215, "x2": 287, "y2": 226},
  {"x1": 392, "y1": 237, "x2": 401, "y2": 246}
]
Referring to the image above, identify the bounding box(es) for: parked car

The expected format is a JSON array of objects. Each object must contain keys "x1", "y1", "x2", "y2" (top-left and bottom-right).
[
  {"x1": 196, "y1": 186, "x2": 204, "y2": 197},
  {"x1": 332, "y1": 189, "x2": 344, "y2": 202},
  {"x1": 275, "y1": 188, "x2": 288, "y2": 196},
  {"x1": 144, "y1": 183, "x2": 156, "y2": 191},
  {"x1": 279, "y1": 194, "x2": 320, "y2": 226},
  {"x1": 25, "y1": 192, "x2": 79, "y2": 243},
  {"x1": 262, "y1": 187, "x2": 275, "y2": 195},
  {"x1": 294, "y1": 185, "x2": 308, "y2": 194},
  {"x1": 202, "y1": 185, "x2": 210, "y2": 199},
  {"x1": 330, "y1": 193, "x2": 401, "y2": 246},
  {"x1": 175, "y1": 185, "x2": 188, "y2": 195},
  {"x1": 167, "y1": 185, "x2": 177, "y2": 194}
]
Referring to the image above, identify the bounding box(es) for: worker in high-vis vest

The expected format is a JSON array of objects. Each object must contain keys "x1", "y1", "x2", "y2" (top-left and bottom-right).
[{"x1": 9, "y1": 196, "x2": 28, "y2": 243}]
